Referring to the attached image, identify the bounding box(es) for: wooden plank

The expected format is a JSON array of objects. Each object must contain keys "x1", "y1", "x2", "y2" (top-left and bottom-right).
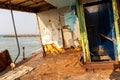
[
  {"x1": 0, "y1": 0, "x2": 7, "y2": 3},
  {"x1": 0, "y1": 0, "x2": 56, "y2": 13},
  {"x1": 84, "y1": 62, "x2": 117, "y2": 70},
  {"x1": 19, "y1": 1, "x2": 34, "y2": 6},
  {"x1": 10, "y1": 0, "x2": 27, "y2": 5},
  {"x1": 99, "y1": 33, "x2": 114, "y2": 42},
  {"x1": 92, "y1": 55, "x2": 111, "y2": 61},
  {"x1": 22, "y1": 1, "x2": 44, "y2": 7},
  {"x1": 0, "y1": 2, "x2": 37, "y2": 13},
  {"x1": 29, "y1": 2, "x2": 47, "y2": 8},
  {"x1": 0, "y1": 65, "x2": 34, "y2": 80},
  {"x1": 15, "y1": 0, "x2": 31, "y2": 5}
]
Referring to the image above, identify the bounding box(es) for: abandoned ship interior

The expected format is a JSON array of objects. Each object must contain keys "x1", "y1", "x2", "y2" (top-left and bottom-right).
[{"x1": 0, "y1": 0, "x2": 120, "y2": 79}]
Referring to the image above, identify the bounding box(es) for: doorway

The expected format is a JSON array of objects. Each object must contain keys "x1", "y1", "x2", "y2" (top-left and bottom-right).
[{"x1": 84, "y1": 1, "x2": 115, "y2": 61}]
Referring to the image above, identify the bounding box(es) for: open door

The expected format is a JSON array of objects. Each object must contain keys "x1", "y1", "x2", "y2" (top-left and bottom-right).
[
  {"x1": 84, "y1": 1, "x2": 116, "y2": 61},
  {"x1": 76, "y1": 0, "x2": 120, "y2": 70},
  {"x1": 76, "y1": 0, "x2": 120, "y2": 63}
]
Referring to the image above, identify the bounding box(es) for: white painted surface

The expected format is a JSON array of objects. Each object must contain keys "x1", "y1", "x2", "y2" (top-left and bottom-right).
[
  {"x1": 37, "y1": 7, "x2": 81, "y2": 48},
  {"x1": 63, "y1": 29, "x2": 74, "y2": 48}
]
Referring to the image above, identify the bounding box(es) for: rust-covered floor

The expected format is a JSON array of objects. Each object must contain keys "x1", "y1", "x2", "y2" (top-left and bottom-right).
[
  {"x1": 0, "y1": 49, "x2": 120, "y2": 80},
  {"x1": 20, "y1": 49, "x2": 84, "y2": 80}
]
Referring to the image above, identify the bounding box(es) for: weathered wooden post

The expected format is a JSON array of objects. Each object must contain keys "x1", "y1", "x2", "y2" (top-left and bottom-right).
[{"x1": 22, "y1": 47, "x2": 25, "y2": 60}]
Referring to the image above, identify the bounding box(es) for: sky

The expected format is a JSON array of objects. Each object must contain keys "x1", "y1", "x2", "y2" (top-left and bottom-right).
[{"x1": 0, "y1": 9, "x2": 38, "y2": 35}]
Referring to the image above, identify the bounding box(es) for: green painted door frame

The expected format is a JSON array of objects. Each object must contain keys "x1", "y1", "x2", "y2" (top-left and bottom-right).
[
  {"x1": 76, "y1": 0, "x2": 91, "y2": 63},
  {"x1": 112, "y1": 0, "x2": 120, "y2": 61},
  {"x1": 76, "y1": 0, "x2": 120, "y2": 62}
]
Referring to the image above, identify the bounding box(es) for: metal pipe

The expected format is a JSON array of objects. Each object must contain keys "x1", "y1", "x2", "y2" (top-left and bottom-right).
[{"x1": 9, "y1": 0, "x2": 20, "y2": 63}]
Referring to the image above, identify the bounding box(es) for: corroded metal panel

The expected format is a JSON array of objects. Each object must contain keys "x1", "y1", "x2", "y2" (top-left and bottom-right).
[{"x1": 0, "y1": 49, "x2": 12, "y2": 72}]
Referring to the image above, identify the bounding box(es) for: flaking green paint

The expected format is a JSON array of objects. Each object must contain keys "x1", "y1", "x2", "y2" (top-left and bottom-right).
[
  {"x1": 76, "y1": 0, "x2": 91, "y2": 62},
  {"x1": 76, "y1": 0, "x2": 120, "y2": 62},
  {"x1": 112, "y1": 0, "x2": 120, "y2": 60}
]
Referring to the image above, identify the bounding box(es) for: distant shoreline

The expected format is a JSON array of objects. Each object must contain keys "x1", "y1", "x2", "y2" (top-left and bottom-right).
[{"x1": 2, "y1": 34, "x2": 40, "y2": 37}]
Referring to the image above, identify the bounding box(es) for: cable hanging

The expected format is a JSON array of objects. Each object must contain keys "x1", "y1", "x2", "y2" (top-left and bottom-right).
[{"x1": 9, "y1": 0, "x2": 20, "y2": 63}]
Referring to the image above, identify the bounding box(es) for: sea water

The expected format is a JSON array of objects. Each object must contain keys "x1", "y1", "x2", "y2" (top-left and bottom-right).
[{"x1": 0, "y1": 37, "x2": 41, "y2": 62}]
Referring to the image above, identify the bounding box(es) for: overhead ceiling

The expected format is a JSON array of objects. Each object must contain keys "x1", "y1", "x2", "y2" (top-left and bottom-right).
[
  {"x1": 0, "y1": 0, "x2": 116, "y2": 13},
  {"x1": 0, "y1": 0, "x2": 56, "y2": 13},
  {"x1": 45, "y1": 0, "x2": 75, "y2": 8},
  {"x1": 0, "y1": 0, "x2": 76, "y2": 13}
]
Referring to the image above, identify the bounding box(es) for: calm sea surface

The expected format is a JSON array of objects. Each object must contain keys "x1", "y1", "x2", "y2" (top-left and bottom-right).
[{"x1": 0, "y1": 37, "x2": 41, "y2": 62}]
